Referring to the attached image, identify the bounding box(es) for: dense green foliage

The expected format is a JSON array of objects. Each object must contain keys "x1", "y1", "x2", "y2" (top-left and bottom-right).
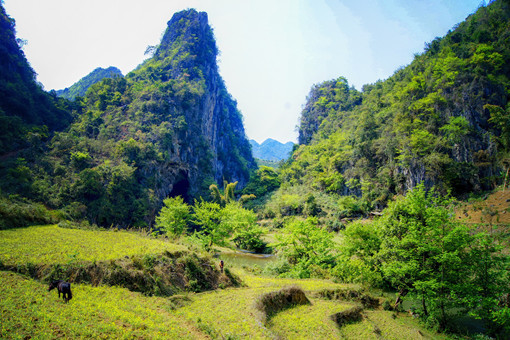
[
  {"x1": 271, "y1": 217, "x2": 335, "y2": 278},
  {"x1": 377, "y1": 186, "x2": 474, "y2": 329},
  {"x1": 281, "y1": 0, "x2": 510, "y2": 219},
  {"x1": 0, "y1": 194, "x2": 61, "y2": 229},
  {"x1": 155, "y1": 196, "x2": 266, "y2": 251},
  {"x1": 209, "y1": 180, "x2": 252, "y2": 206},
  {"x1": 298, "y1": 77, "x2": 362, "y2": 145},
  {"x1": 155, "y1": 196, "x2": 191, "y2": 236},
  {"x1": 55, "y1": 66, "x2": 123, "y2": 100},
  {"x1": 0, "y1": 8, "x2": 255, "y2": 228},
  {"x1": 268, "y1": 184, "x2": 509, "y2": 334},
  {"x1": 243, "y1": 166, "x2": 281, "y2": 198}
]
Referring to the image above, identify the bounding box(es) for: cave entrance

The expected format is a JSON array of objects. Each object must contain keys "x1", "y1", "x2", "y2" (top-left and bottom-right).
[{"x1": 169, "y1": 171, "x2": 190, "y2": 203}]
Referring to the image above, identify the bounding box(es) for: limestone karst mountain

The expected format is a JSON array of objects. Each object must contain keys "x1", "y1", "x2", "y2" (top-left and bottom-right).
[
  {"x1": 0, "y1": 7, "x2": 256, "y2": 227},
  {"x1": 289, "y1": 0, "x2": 510, "y2": 204}
]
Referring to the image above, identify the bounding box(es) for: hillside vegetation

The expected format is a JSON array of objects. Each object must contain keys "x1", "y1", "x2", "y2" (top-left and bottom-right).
[
  {"x1": 1, "y1": 1, "x2": 509, "y2": 338},
  {"x1": 0, "y1": 5, "x2": 72, "y2": 154},
  {"x1": 279, "y1": 0, "x2": 510, "y2": 220},
  {"x1": 0, "y1": 8, "x2": 255, "y2": 229},
  {"x1": 55, "y1": 66, "x2": 123, "y2": 100}
]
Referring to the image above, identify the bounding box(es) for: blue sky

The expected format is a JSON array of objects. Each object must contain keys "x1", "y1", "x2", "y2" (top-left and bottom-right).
[{"x1": 4, "y1": 0, "x2": 482, "y2": 143}]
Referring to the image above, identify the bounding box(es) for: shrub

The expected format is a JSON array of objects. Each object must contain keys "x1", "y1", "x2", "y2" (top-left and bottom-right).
[
  {"x1": 155, "y1": 196, "x2": 191, "y2": 236},
  {"x1": 262, "y1": 257, "x2": 291, "y2": 276},
  {"x1": 314, "y1": 288, "x2": 380, "y2": 309},
  {"x1": 271, "y1": 217, "x2": 336, "y2": 278},
  {"x1": 0, "y1": 195, "x2": 59, "y2": 229},
  {"x1": 232, "y1": 225, "x2": 267, "y2": 252}
]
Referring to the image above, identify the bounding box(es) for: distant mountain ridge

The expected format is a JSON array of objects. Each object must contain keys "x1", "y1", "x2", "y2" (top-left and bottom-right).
[
  {"x1": 56, "y1": 66, "x2": 123, "y2": 100},
  {"x1": 250, "y1": 138, "x2": 294, "y2": 161}
]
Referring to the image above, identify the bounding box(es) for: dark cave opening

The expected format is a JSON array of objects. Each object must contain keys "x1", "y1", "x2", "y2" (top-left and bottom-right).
[{"x1": 169, "y1": 172, "x2": 190, "y2": 202}]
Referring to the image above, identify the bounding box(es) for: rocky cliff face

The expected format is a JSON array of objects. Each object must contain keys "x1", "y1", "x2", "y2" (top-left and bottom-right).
[{"x1": 132, "y1": 9, "x2": 255, "y2": 199}]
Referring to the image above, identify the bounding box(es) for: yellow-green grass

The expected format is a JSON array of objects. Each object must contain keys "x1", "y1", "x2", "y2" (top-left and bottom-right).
[
  {"x1": 268, "y1": 299, "x2": 353, "y2": 339},
  {"x1": 0, "y1": 271, "x2": 205, "y2": 339},
  {"x1": 177, "y1": 272, "x2": 447, "y2": 339},
  {"x1": 241, "y1": 272, "x2": 359, "y2": 291},
  {"x1": 0, "y1": 225, "x2": 186, "y2": 266},
  {"x1": 176, "y1": 286, "x2": 275, "y2": 338},
  {"x1": 175, "y1": 273, "x2": 357, "y2": 339},
  {"x1": 339, "y1": 310, "x2": 449, "y2": 340}
]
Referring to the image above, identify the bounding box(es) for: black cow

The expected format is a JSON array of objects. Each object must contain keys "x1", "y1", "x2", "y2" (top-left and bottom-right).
[{"x1": 48, "y1": 280, "x2": 72, "y2": 303}]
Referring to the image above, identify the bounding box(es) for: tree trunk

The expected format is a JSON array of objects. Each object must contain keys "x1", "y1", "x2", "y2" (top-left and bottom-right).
[
  {"x1": 504, "y1": 166, "x2": 510, "y2": 192},
  {"x1": 394, "y1": 288, "x2": 408, "y2": 309},
  {"x1": 422, "y1": 292, "x2": 428, "y2": 316}
]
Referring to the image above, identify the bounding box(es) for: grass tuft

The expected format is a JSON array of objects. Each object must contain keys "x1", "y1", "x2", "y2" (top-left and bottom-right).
[
  {"x1": 330, "y1": 305, "x2": 364, "y2": 327},
  {"x1": 255, "y1": 285, "x2": 310, "y2": 322}
]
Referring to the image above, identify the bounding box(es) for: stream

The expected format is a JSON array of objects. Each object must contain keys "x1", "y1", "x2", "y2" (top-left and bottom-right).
[{"x1": 215, "y1": 250, "x2": 275, "y2": 269}]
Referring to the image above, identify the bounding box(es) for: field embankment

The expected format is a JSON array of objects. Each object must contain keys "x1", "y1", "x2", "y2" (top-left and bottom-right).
[{"x1": 0, "y1": 225, "x2": 238, "y2": 295}]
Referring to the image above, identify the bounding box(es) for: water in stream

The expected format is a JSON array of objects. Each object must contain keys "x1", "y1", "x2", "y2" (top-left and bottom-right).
[{"x1": 215, "y1": 251, "x2": 276, "y2": 269}]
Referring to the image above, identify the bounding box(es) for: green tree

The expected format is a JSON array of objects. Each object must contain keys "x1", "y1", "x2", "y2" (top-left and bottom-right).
[
  {"x1": 209, "y1": 180, "x2": 255, "y2": 206},
  {"x1": 486, "y1": 104, "x2": 510, "y2": 190},
  {"x1": 271, "y1": 217, "x2": 336, "y2": 278},
  {"x1": 243, "y1": 166, "x2": 280, "y2": 197},
  {"x1": 335, "y1": 220, "x2": 383, "y2": 286},
  {"x1": 192, "y1": 200, "x2": 226, "y2": 248},
  {"x1": 378, "y1": 184, "x2": 472, "y2": 329},
  {"x1": 155, "y1": 196, "x2": 191, "y2": 236},
  {"x1": 466, "y1": 231, "x2": 510, "y2": 336},
  {"x1": 222, "y1": 203, "x2": 266, "y2": 252}
]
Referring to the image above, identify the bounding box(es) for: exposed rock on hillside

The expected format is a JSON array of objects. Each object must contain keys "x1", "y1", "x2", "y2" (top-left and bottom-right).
[{"x1": 124, "y1": 9, "x2": 256, "y2": 199}]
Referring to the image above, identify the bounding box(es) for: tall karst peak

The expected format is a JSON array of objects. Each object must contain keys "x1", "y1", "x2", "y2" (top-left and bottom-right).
[
  {"x1": 32, "y1": 8, "x2": 255, "y2": 226},
  {"x1": 125, "y1": 9, "x2": 257, "y2": 198},
  {"x1": 156, "y1": 9, "x2": 216, "y2": 63},
  {"x1": 0, "y1": 6, "x2": 255, "y2": 228}
]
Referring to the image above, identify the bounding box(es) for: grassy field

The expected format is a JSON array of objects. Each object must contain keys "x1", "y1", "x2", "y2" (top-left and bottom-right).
[
  {"x1": 0, "y1": 225, "x2": 186, "y2": 266},
  {"x1": 0, "y1": 224, "x2": 450, "y2": 339},
  {"x1": 0, "y1": 268, "x2": 440, "y2": 339},
  {"x1": 0, "y1": 271, "x2": 205, "y2": 339},
  {"x1": 174, "y1": 274, "x2": 358, "y2": 339},
  {"x1": 268, "y1": 299, "x2": 352, "y2": 339}
]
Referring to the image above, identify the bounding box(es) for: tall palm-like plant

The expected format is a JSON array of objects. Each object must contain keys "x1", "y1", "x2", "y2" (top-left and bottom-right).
[{"x1": 209, "y1": 180, "x2": 255, "y2": 206}]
